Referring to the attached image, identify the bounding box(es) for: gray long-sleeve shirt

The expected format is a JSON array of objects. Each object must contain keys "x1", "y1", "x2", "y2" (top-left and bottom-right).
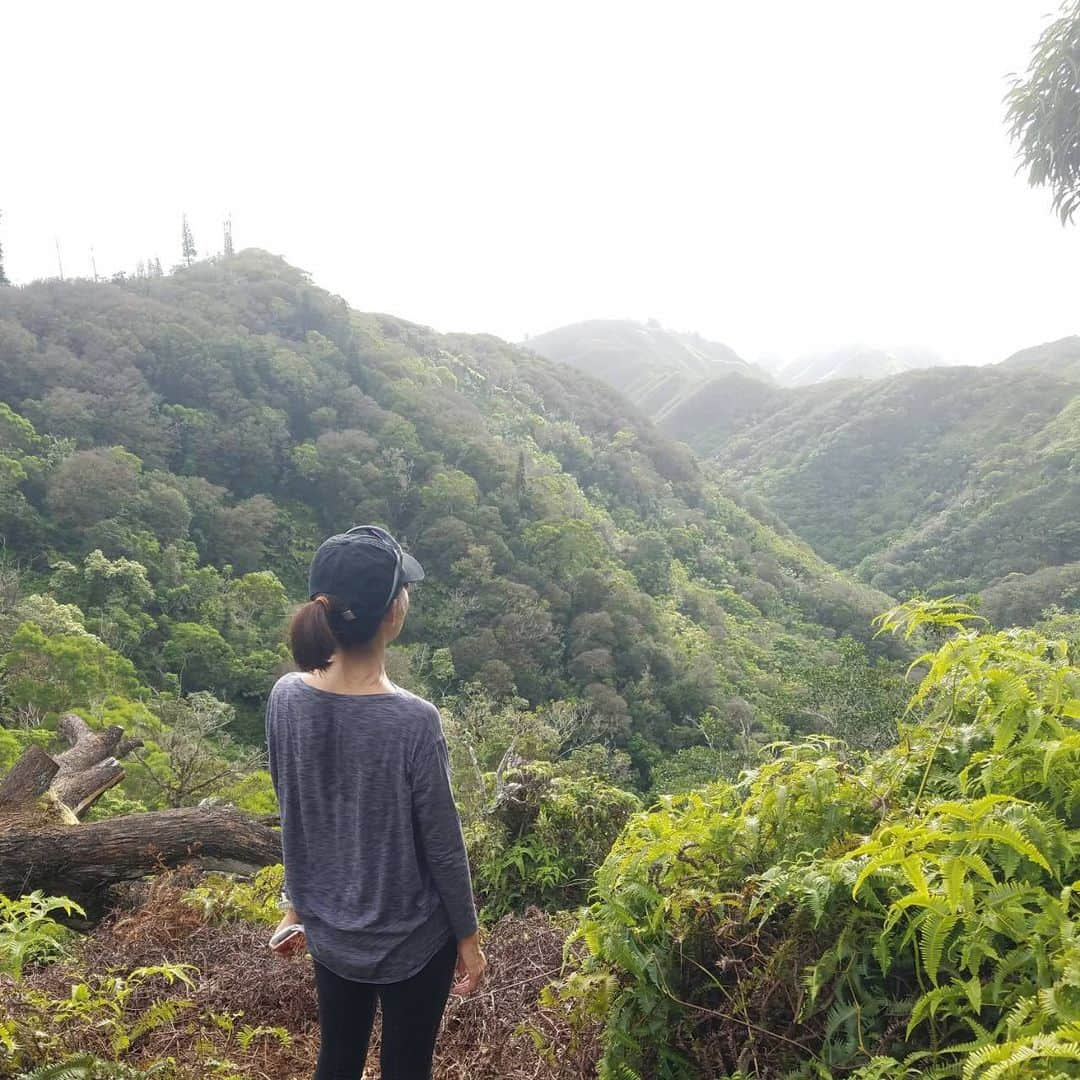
[{"x1": 265, "y1": 672, "x2": 478, "y2": 982}]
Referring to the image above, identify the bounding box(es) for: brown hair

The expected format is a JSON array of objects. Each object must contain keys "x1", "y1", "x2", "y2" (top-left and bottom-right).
[{"x1": 288, "y1": 593, "x2": 386, "y2": 672}]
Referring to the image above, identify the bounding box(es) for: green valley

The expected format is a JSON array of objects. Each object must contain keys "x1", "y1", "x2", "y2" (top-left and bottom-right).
[
  {"x1": 0, "y1": 251, "x2": 899, "y2": 781},
  {"x1": 534, "y1": 322, "x2": 1080, "y2": 620}
]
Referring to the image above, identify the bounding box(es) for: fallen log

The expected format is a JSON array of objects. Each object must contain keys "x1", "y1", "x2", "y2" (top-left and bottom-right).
[
  {"x1": 0, "y1": 714, "x2": 281, "y2": 918},
  {"x1": 0, "y1": 712, "x2": 144, "y2": 826},
  {"x1": 0, "y1": 802, "x2": 281, "y2": 913}
]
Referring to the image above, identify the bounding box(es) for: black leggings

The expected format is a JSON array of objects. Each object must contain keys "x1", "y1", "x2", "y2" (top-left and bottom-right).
[{"x1": 312, "y1": 935, "x2": 457, "y2": 1080}]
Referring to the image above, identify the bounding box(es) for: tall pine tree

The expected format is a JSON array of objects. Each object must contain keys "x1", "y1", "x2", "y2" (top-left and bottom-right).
[
  {"x1": 0, "y1": 210, "x2": 9, "y2": 286},
  {"x1": 181, "y1": 214, "x2": 197, "y2": 266}
]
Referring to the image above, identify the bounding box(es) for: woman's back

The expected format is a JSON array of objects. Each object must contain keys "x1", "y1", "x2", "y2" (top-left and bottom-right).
[{"x1": 266, "y1": 671, "x2": 476, "y2": 983}]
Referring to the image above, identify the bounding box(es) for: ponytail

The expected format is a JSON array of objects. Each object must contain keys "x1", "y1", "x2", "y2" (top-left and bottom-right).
[{"x1": 289, "y1": 595, "x2": 338, "y2": 672}]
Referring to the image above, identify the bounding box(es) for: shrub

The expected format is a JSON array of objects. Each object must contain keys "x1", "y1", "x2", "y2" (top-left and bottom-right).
[
  {"x1": 182, "y1": 865, "x2": 285, "y2": 926},
  {"x1": 468, "y1": 762, "x2": 640, "y2": 921},
  {"x1": 0, "y1": 892, "x2": 84, "y2": 981},
  {"x1": 558, "y1": 601, "x2": 1080, "y2": 1078}
]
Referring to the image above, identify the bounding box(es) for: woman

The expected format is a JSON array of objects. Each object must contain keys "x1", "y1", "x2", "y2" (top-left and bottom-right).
[{"x1": 265, "y1": 525, "x2": 487, "y2": 1080}]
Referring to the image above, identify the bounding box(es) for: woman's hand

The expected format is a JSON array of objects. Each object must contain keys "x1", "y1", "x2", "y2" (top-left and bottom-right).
[
  {"x1": 270, "y1": 906, "x2": 306, "y2": 957},
  {"x1": 451, "y1": 931, "x2": 487, "y2": 996}
]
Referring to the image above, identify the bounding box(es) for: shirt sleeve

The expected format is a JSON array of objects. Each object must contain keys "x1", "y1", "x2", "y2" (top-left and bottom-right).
[
  {"x1": 264, "y1": 686, "x2": 291, "y2": 907},
  {"x1": 411, "y1": 722, "x2": 479, "y2": 941}
]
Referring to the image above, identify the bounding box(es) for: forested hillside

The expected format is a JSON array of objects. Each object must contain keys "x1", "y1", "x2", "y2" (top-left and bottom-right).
[
  {"x1": 550, "y1": 338, "x2": 1079, "y2": 617},
  {"x1": 3, "y1": 257, "x2": 1079, "y2": 1080},
  {"x1": 0, "y1": 250, "x2": 899, "y2": 785},
  {"x1": 712, "y1": 364, "x2": 1080, "y2": 612},
  {"x1": 1000, "y1": 334, "x2": 1080, "y2": 378}
]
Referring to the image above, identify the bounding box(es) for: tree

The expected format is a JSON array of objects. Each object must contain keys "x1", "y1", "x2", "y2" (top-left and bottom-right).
[
  {"x1": 161, "y1": 622, "x2": 234, "y2": 692},
  {"x1": 130, "y1": 692, "x2": 263, "y2": 808},
  {"x1": 522, "y1": 518, "x2": 606, "y2": 584},
  {"x1": 1007, "y1": 0, "x2": 1080, "y2": 222},
  {"x1": 1, "y1": 622, "x2": 143, "y2": 712},
  {"x1": 0, "y1": 209, "x2": 8, "y2": 286},
  {"x1": 181, "y1": 213, "x2": 197, "y2": 266},
  {"x1": 44, "y1": 447, "x2": 141, "y2": 529}
]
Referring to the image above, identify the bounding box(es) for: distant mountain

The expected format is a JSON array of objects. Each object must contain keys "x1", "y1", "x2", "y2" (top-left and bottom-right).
[
  {"x1": 999, "y1": 336, "x2": 1080, "y2": 379},
  {"x1": 658, "y1": 371, "x2": 794, "y2": 455},
  {"x1": 524, "y1": 324, "x2": 950, "y2": 462},
  {"x1": 713, "y1": 364, "x2": 1080, "y2": 607},
  {"x1": 521, "y1": 319, "x2": 771, "y2": 420},
  {"x1": 765, "y1": 344, "x2": 948, "y2": 387}
]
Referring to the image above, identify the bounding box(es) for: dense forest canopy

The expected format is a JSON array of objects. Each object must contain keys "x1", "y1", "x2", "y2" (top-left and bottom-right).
[
  {"x1": 0, "y1": 250, "x2": 901, "y2": 787},
  {"x1": 536, "y1": 320, "x2": 1080, "y2": 619},
  {"x1": 711, "y1": 362, "x2": 1080, "y2": 612}
]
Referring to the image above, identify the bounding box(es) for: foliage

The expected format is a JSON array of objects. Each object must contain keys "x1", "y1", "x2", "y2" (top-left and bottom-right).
[
  {"x1": 0, "y1": 892, "x2": 84, "y2": 981},
  {"x1": 708, "y1": 366, "x2": 1080, "y2": 604},
  {"x1": 468, "y1": 762, "x2": 640, "y2": 920},
  {"x1": 11, "y1": 964, "x2": 196, "y2": 1070},
  {"x1": 1007, "y1": 0, "x2": 1080, "y2": 223},
  {"x1": 17, "y1": 1055, "x2": 172, "y2": 1079},
  {"x1": 182, "y1": 864, "x2": 285, "y2": 926},
  {"x1": 1, "y1": 623, "x2": 143, "y2": 714},
  {"x1": 557, "y1": 600, "x2": 1080, "y2": 1078},
  {"x1": 0, "y1": 252, "x2": 902, "y2": 775},
  {"x1": 125, "y1": 692, "x2": 263, "y2": 808}
]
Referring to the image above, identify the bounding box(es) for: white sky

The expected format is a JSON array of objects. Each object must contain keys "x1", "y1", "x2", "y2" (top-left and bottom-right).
[{"x1": 4, "y1": 1, "x2": 1077, "y2": 366}]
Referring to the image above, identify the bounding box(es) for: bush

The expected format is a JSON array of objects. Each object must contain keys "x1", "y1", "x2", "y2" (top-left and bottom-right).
[
  {"x1": 0, "y1": 892, "x2": 84, "y2": 980},
  {"x1": 557, "y1": 601, "x2": 1080, "y2": 1078},
  {"x1": 468, "y1": 762, "x2": 640, "y2": 921},
  {"x1": 182, "y1": 864, "x2": 285, "y2": 926}
]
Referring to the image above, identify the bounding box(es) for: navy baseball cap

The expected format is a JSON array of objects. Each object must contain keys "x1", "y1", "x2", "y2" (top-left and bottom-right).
[{"x1": 308, "y1": 525, "x2": 425, "y2": 621}]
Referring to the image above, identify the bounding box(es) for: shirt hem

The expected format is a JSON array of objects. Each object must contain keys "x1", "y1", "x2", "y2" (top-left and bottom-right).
[{"x1": 308, "y1": 929, "x2": 456, "y2": 985}]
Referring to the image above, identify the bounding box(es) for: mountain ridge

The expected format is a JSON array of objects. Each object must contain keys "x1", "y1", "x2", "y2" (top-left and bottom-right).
[
  {"x1": 0, "y1": 250, "x2": 902, "y2": 771},
  {"x1": 522, "y1": 318, "x2": 1079, "y2": 614}
]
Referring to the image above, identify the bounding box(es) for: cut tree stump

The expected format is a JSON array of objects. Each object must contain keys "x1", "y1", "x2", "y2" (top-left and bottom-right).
[{"x1": 0, "y1": 714, "x2": 281, "y2": 918}]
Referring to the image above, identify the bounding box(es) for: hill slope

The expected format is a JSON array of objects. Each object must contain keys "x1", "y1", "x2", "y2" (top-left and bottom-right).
[
  {"x1": 1000, "y1": 335, "x2": 1080, "y2": 379},
  {"x1": 0, "y1": 251, "x2": 898, "y2": 772},
  {"x1": 713, "y1": 364, "x2": 1080, "y2": 607},
  {"x1": 542, "y1": 317, "x2": 1079, "y2": 611}
]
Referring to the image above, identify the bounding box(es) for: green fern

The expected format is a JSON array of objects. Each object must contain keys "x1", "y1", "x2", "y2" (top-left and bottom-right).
[
  {"x1": 18, "y1": 1054, "x2": 173, "y2": 1079},
  {"x1": 556, "y1": 602, "x2": 1080, "y2": 1077},
  {"x1": 236, "y1": 1024, "x2": 291, "y2": 1051}
]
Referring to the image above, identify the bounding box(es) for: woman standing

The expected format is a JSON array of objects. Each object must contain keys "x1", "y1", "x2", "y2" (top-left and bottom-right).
[{"x1": 266, "y1": 525, "x2": 487, "y2": 1080}]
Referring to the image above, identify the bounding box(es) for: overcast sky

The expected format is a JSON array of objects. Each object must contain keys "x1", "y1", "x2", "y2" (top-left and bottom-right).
[{"x1": 4, "y1": 1, "x2": 1077, "y2": 366}]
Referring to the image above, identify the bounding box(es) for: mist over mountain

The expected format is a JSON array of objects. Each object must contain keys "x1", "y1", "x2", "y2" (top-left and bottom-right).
[
  {"x1": 761, "y1": 343, "x2": 949, "y2": 386},
  {"x1": 522, "y1": 319, "x2": 771, "y2": 421}
]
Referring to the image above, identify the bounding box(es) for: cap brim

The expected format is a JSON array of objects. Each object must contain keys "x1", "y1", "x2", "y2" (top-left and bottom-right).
[{"x1": 402, "y1": 552, "x2": 425, "y2": 583}]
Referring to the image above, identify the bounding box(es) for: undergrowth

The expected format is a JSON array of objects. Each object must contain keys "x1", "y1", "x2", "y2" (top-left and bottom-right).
[{"x1": 557, "y1": 598, "x2": 1080, "y2": 1078}]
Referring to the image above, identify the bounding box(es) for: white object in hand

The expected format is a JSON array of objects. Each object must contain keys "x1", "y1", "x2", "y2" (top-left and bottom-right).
[{"x1": 268, "y1": 923, "x2": 306, "y2": 950}]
